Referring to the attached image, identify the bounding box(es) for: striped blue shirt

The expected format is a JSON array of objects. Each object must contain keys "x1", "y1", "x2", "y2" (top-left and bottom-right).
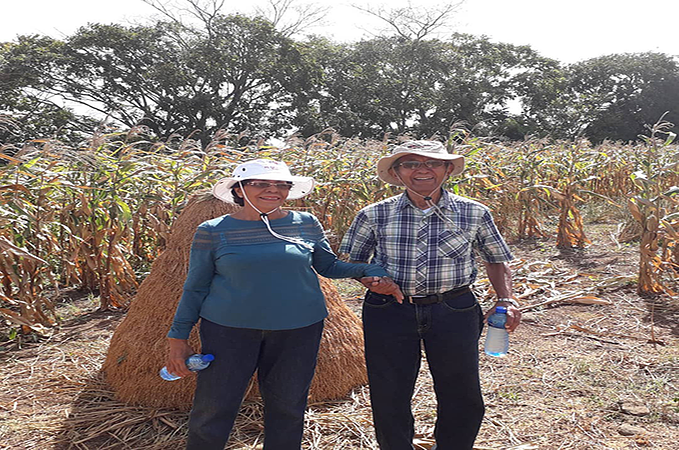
[
  {"x1": 339, "y1": 191, "x2": 513, "y2": 297},
  {"x1": 168, "y1": 211, "x2": 389, "y2": 339}
]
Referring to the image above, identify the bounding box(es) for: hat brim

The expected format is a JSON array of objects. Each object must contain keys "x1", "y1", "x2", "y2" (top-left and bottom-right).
[
  {"x1": 377, "y1": 150, "x2": 465, "y2": 186},
  {"x1": 213, "y1": 174, "x2": 315, "y2": 204}
]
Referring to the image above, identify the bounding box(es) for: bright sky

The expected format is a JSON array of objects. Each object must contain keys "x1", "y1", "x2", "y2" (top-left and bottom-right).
[{"x1": 3, "y1": 0, "x2": 678, "y2": 64}]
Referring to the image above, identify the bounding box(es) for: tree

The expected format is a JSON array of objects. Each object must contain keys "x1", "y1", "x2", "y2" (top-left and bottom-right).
[
  {"x1": 514, "y1": 64, "x2": 578, "y2": 139},
  {"x1": 521, "y1": 52, "x2": 679, "y2": 142},
  {"x1": 352, "y1": 1, "x2": 463, "y2": 40},
  {"x1": 1, "y1": 15, "x2": 317, "y2": 146},
  {"x1": 254, "y1": 0, "x2": 329, "y2": 37},
  {"x1": 300, "y1": 33, "x2": 559, "y2": 139},
  {"x1": 571, "y1": 53, "x2": 679, "y2": 143},
  {"x1": 0, "y1": 37, "x2": 94, "y2": 145}
]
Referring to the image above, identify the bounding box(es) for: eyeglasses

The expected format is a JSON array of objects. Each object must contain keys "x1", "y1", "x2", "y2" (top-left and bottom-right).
[
  {"x1": 394, "y1": 160, "x2": 448, "y2": 170},
  {"x1": 244, "y1": 181, "x2": 293, "y2": 190}
]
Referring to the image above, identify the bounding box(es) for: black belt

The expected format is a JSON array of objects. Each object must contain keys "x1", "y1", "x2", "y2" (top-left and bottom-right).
[{"x1": 406, "y1": 286, "x2": 471, "y2": 305}]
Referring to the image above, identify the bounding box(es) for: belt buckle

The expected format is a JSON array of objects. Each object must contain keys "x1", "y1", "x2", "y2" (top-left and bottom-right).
[{"x1": 409, "y1": 294, "x2": 439, "y2": 305}]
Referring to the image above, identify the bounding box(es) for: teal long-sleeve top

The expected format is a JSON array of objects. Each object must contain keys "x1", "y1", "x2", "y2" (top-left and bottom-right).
[{"x1": 168, "y1": 211, "x2": 388, "y2": 339}]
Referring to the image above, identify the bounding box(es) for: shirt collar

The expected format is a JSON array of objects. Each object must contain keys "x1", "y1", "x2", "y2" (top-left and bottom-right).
[{"x1": 439, "y1": 190, "x2": 459, "y2": 212}]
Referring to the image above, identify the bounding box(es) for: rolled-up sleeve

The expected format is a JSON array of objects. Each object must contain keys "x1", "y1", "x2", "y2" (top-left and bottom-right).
[
  {"x1": 339, "y1": 210, "x2": 376, "y2": 263},
  {"x1": 474, "y1": 210, "x2": 513, "y2": 263}
]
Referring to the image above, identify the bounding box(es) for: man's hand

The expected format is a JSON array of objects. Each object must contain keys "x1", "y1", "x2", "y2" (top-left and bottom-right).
[
  {"x1": 359, "y1": 276, "x2": 405, "y2": 303},
  {"x1": 484, "y1": 303, "x2": 521, "y2": 332},
  {"x1": 166, "y1": 338, "x2": 195, "y2": 378}
]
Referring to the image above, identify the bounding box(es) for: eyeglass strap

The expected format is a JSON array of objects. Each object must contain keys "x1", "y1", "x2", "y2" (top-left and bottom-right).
[
  {"x1": 259, "y1": 214, "x2": 315, "y2": 251},
  {"x1": 238, "y1": 181, "x2": 315, "y2": 251},
  {"x1": 393, "y1": 172, "x2": 456, "y2": 228}
]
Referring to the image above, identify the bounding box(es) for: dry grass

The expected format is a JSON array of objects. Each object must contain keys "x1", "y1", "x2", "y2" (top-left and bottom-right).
[{"x1": 1, "y1": 223, "x2": 678, "y2": 449}]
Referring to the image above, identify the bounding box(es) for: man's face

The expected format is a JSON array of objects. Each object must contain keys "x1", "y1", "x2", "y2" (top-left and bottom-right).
[{"x1": 389, "y1": 155, "x2": 453, "y2": 196}]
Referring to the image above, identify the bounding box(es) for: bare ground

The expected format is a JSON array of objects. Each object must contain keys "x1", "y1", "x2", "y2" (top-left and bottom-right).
[{"x1": 0, "y1": 222, "x2": 677, "y2": 450}]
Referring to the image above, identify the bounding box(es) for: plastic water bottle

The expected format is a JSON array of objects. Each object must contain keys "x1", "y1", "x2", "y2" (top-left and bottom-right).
[
  {"x1": 484, "y1": 306, "x2": 509, "y2": 357},
  {"x1": 159, "y1": 353, "x2": 215, "y2": 381}
]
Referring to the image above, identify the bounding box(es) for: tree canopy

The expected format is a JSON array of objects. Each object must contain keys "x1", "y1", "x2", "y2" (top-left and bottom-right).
[{"x1": 1, "y1": 8, "x2": 677, "y2": 146}]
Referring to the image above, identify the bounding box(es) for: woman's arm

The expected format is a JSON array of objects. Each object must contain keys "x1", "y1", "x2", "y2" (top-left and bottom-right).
[
  {"x1": 165, "y1": 224, "x2": 216, "y2": 375},
  {"x1": 305, "y1": 213, "x2": 403, "y2": 300},
  {"x1": 167, "y1": 225, "x2": 216, "y2": 340}
]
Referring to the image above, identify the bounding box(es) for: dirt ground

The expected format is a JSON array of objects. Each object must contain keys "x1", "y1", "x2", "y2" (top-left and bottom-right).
[{"x1": 0, "y1": 221, "x2": 677, "y2": 449}]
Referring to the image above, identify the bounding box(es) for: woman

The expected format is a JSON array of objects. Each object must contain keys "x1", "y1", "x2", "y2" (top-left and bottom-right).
[{"x1": 165, "y1": 159, "x2": 401, "y2": 450}]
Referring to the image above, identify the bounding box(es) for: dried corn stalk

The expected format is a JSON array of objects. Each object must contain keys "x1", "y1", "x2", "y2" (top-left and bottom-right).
[{"x1": 628, "y1": 113, "x2": 678, "y2": 296}]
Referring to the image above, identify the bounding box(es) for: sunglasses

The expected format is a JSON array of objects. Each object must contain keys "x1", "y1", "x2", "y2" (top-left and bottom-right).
[
  {"x1": 394, "y1": 160, "x2": 448, "y2": 170},
  {"x1": 243, "y1": 181, "x2": 293, "y2": 190}
]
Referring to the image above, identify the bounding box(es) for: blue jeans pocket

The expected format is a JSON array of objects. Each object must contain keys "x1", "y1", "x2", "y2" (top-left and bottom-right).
[
  {"x1": 364, "y1": 292, "x2": 395, "y2": 308},
  {"x1": 439, "y1": 296, "x2": 484, "y2": 339},
  {"x1": 441, "y1": 291, "x2": 477, "y2": 311}
]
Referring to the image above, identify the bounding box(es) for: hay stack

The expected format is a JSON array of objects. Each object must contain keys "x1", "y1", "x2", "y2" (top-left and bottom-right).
[{"x1": 103, "y1": 192, "x2": 368, "y2": 410}]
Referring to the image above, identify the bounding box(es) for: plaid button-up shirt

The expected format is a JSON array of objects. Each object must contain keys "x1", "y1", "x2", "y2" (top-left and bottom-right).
[{"x1": 339, "y1": 191, "x2": 513, "y2": 297}]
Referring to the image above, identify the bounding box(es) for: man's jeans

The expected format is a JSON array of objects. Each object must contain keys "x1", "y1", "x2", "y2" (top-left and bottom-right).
[
  {"x1": 363, "y1": 291, "x2": 485, "y2": 450},
  {"x1": 185, "y1": 319, "x2": 324, "y2": 450}
]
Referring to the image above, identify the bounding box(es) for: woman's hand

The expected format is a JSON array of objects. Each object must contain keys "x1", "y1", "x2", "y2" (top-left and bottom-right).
[
  {"x1": 360, "y1": 276, "x2": 405, "y2": 303},
  {"x1": 166, "y1": 338, "x2": 195, "y2": 378}
]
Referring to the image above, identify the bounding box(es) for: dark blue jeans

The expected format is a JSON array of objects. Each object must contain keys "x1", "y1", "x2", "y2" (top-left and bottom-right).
[
  {"x1": 185, "y1": 319, "x2": 324, "y2": 450},
  {"x1": 363, "y1": 291, "x2": 485, "y2": 450}
]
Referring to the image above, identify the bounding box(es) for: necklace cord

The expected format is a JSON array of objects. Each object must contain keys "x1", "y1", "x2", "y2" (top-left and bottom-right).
[
  {"x1": 238, "y1": 181, "x2": 315, "y2": 251},
  {"x1": 393, "y1": 170, "x2": 456, "y2": 227}
]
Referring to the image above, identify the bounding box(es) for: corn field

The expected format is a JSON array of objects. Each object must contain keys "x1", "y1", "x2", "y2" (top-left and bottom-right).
[{"x1": 1, "y1": 125, "x2": 678, "y2": 334}]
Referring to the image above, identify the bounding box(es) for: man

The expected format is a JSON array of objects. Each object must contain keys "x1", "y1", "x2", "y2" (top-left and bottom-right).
[{"x1": 340, "y1": 140, "x2": 521, "y2": 450}]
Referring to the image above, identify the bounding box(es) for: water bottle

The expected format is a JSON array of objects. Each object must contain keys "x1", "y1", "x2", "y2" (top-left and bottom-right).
[
  {"x1": 484, "y1": 306, "x2": 509, "y2": 357},
  {"x1": 159, "y1": 353, "x2": 215, "y2": 381}
]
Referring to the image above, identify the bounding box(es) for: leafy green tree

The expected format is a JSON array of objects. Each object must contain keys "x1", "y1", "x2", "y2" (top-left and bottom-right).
[
  {"x1": 513, "y1": 64, "x2": 576, "y2": 139},
  {"x1": 2, "y1": 15, "x2": 317, "y2": 146},
  {"x1": 569, "y1": 53, "x2": 679, "y2": 143},
  {"x1": 430, "y1": 34, "x2": 560, "y2": 138},
  {"x1": 300, "y1": 33, "x2": 559, "y2": 139},
  {"x1": 521, "y1": 52, "x2": 679, "y2": 142},
  {"x1": 64, "y1": 17, "x2": 313, "y2": 144},
  {"x1": 0, "y1": 37, "x2": 94, "y2": 145}
]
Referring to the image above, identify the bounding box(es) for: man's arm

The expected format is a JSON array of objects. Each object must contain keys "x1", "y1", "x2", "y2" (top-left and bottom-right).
[{"x1": 484, "y1": 261, "x2": 521, "y2": 332}]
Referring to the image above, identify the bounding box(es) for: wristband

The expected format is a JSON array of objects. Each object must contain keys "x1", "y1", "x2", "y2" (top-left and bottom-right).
[{"x1": 497, "y1": 297, "x2": 520, "y2": 308}]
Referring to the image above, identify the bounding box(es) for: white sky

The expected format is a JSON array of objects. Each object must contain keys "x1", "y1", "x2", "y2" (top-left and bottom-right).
[{"x1": 2, "y1": 0, "x2": 678, "y2": 64}]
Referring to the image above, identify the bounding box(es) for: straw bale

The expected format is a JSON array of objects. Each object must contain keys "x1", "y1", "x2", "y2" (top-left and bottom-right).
[
  {"x1": 308, "y1": 277, "x2": 368, "y2": 402},
  {"x1": 103, "y1": 191, "x2": 368, "y2": 411}
]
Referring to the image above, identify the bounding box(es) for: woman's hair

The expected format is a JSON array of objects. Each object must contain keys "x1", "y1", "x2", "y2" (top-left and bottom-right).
[{"x1": 231, "y1": 186, "x2": 245, "y2": 206}]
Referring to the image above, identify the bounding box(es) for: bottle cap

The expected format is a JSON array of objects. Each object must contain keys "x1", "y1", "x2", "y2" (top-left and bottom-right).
[
  {"x1": 202, "y1": 354, "x2": 215, "y2": 362},
  {"x1": 496, "y1": 306, "x2": 508, "y2": 314}
]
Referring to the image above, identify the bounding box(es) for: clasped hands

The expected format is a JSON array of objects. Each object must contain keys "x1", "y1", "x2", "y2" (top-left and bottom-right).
[{"x1": 359, "y1": 276, "x2": 405, "y2": 303}]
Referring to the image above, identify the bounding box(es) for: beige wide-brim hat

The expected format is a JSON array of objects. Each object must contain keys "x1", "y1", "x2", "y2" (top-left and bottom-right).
[
  {"x1": 213, "y1": 159, "x2": 315, "y2": 204},
  {"x1": 376, "y1": 140, "x2": 465, "y2": 186}
]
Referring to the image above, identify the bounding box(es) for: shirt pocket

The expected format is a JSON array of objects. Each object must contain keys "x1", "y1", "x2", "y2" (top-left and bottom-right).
[{"x1": 437, "y1": 229, "x2": 470, "y2": 259}]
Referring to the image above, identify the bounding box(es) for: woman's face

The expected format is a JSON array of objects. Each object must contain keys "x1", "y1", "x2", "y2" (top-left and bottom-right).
[{"x1": 234, "y1": 179, "x2": 293, "y2": 211}]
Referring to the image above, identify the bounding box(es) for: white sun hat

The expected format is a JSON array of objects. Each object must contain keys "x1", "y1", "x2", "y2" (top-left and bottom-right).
[
  {"x1": 213, "y1": 159, "x2": 315, "y2": 204},
  {"x1": 376, "y1": 140, "x2": 465, "y2": 186}
]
